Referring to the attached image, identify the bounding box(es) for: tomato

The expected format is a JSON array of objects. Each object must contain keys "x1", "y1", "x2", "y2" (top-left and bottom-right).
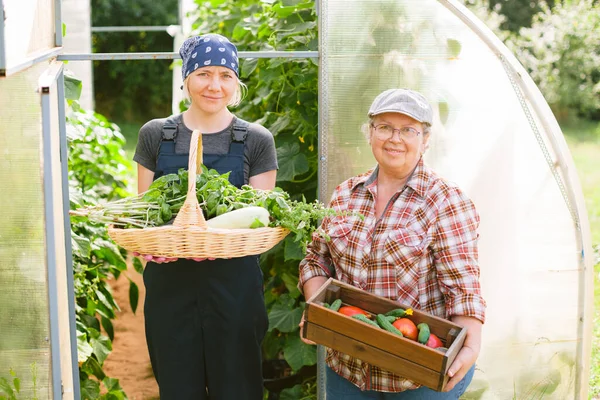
[
  {"x1": 392, "y1": 318, "x2": 419, "y2": 341},
  {"x1": 426, "y1": 333, "x2": 443, "y2": 348},
  {"x1": 338, "y1": 305, "x2": 368, "y2": 317}
]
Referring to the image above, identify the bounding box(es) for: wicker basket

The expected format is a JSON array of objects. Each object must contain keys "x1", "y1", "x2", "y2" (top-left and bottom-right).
[{"x1": 108, "y1": 130, "x2": 290, "y2": 258}]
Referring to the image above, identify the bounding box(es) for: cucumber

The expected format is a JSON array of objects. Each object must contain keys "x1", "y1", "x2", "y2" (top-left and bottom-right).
[
  {"x1": 376, "y1": 314, "x2": 403, "y2": 337},
  {"x1": 385, "y1": 315, "x2": 397, "y2": 323},
  {"x1": 329, "y1": 299, "x2": 342, "y2": 312},
  {"x1": 417, "y1": 322, "x2": 431, "y2": 344},
  {"x1": 206, "y1": 206, "x2": 270, "y2": 229},
  {"x1": 385, "y1": 308, "x2": 407, "y2": 318},
  {"x1": 352, "y1": 314, "x2": 379, "y2": 328}
]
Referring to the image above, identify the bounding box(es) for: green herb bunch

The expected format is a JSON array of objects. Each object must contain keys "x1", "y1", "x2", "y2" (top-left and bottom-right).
[{"x1": 71, "y1": 166, "x2": 337, "y2": 251}]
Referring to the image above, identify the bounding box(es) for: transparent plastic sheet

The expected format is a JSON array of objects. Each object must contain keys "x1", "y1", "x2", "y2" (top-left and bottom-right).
[
  {"x1": 319, "y1": 0, "x2": 588, "y2": 398},
  {"x1": 3, "y1": 0, "x2": 55, "y2": 68},
  {"x1": 0, "y1": 63, "x2": 52, "y2": 398}
]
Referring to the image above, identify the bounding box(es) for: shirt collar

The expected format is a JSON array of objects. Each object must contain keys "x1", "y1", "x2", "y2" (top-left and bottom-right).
[{"x1": 353, "y1": 158, "x2": 429, "y2": 197}]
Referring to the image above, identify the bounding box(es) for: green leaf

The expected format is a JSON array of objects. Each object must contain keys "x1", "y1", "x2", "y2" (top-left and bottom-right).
[
  {"x1": 132, "y1": 256, "x2": 144, "y2": 274},
  {"x1": 281, "y1": 272, "x2": 301, "y2": 299},
  {"x1": 241, "y1": 58, "x2": 259, "y2": 79},
  {"x1": 11, "y1": 378, "x2": 18, "y2": 394},
  {"x1": 71, "y1": 231, "x2": 91, "y2": 258},
  {"x1": 103, "y1": 377, "x2": 124, "y2": 393},
  {"x1": 82, "y1": 357, "x2": 106, "y2": 381},
  {"x1": 447, "y1": 38, "x2": 462, "y2": 58},
  {"x1": 77, "y1": 331, "x2": 94, "y2": 363},
  {"x1": 262, "y1": 330, "x2": 285, "y2": 360},
  {"x1": 276, "y1": 142, "x2": 309, "y2": 181},
  {"x1": 283, "y1": 236, "x2": 304, "y2": 261},
  {"x1": 129, "y1": 278, "x2": 139, "y2": 315},
  {"x1": 80, "y1": 378, "x2": 100, "y2": 400},
  {"x1": 269, "y1": 114, "x2": 292, "y2": 136},
  {"x1": 280, "y1": 384, "x2": 303, "y2": 400},
  {"x1": 272, "y1": 3, "x2": 298, "y2": 18},
  {"x1": 268, "y1": 300, "x2": 303, "y2": 333},
  {"x1": 101, "y1": 316, "x2": 114, "y2": 341},
  {"x1": 92, "y1": 240, "x2": 127, "y2": 270},
  {"x1": 284, "y1": 333, "x2": 317, "y2": 370},
  {"x1": 64, "y1": 69, "x2": 83, "y2": 101},
  {"x1": 90, "y1": 332, "x2": 112, "y2": 365},
  {"x1": 0, "y1": 378, "x2": 14, "y2": 398}
]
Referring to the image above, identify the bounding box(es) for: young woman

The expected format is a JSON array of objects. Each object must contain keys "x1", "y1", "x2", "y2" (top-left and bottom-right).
[{"x1": 133, "y1": 33, "x2": 278, "y2": 400}]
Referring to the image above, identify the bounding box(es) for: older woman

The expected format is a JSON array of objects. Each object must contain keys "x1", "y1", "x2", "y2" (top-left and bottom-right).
[{"x1": 299, "y1": 89, "x2": 486, "y2": 399}]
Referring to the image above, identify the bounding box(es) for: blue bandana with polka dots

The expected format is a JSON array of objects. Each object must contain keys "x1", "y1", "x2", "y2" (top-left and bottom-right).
[{"x1": 180, "y1": 34, "x2": 239, "y2": 81}]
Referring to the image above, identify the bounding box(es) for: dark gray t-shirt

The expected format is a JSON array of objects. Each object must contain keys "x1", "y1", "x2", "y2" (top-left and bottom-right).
[{"x1": 133, "y1": 113, "x2": 278, "y2": 184}]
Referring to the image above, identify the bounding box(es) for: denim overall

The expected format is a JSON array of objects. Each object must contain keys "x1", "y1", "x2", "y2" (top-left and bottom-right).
[{"x1": 143, "y1": 117, "x2": 268, "y2": 400}]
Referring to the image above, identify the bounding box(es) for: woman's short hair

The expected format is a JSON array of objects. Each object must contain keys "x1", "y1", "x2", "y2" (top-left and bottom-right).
[{"x1": 182, "y1": 77, "x2": 247, "y2": 107}]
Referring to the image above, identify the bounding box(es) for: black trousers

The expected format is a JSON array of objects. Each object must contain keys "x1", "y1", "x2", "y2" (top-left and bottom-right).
[{"x1": 143, "y1": 256, "x2": 268, "y2": 400}]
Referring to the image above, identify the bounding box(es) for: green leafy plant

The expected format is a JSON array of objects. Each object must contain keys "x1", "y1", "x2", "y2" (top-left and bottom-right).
[
  {"x1": 67, "y1": 100, "x2": 137, "y2": 399},
  {"x1": 0, "y1": 364, "x2": 37, "y2": 400}
]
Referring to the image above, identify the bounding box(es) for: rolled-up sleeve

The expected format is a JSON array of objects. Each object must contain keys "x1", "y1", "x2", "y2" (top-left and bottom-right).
[
  {"x1": 298, "y1": 219, "x2": 335, "y2": 294},
  {"x1": 432, "y1": 188, "x2": 486, "y2": 323}
]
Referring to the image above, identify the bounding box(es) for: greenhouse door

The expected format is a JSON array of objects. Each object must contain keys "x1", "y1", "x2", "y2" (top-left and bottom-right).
[{"x1": 1, "y1": 0, "x2": 80, "y2": 397}]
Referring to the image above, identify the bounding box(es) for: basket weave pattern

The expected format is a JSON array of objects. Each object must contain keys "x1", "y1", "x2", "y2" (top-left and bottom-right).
[{"x1": 108, "y1": 130, "x2": 289, "y2": 258}]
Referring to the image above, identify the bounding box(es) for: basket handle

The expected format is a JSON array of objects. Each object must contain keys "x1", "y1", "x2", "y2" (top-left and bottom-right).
[{"x1": 173, "y1": 129, "x2": 207, "y2": 227}]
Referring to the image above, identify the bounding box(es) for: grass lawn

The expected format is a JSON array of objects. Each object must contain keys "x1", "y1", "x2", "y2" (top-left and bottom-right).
[{"x1": 562, "y1": 119, "x2": 600, "y2": 399}]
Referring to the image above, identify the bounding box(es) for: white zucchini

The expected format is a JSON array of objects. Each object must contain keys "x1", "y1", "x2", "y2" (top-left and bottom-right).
[{"x1": 206, "y1": 206, "x2": 270, "y2": 229}]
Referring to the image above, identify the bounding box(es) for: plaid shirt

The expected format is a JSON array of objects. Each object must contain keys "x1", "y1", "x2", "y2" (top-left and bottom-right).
[{"x1": 299, "y1": 159, "x2": 486, "y2": 392}]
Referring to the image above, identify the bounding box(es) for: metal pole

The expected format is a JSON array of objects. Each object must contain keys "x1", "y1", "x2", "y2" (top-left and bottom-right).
[
  {"x1": 0, "y1": 1, "x2": 7, "y2": 76},
  {"x1": 55, "y1": 0, "x2": 63, "y2": 46},
  {"x1": 91, "y1": 25, "x2": 176, "y2": 32},
  {"x1": 2, "y1": 47, "x2": 63, "y2": 77},
  {"x1": 57, "y1": 50, "x2": 319, "y2": 61},
  {"x1": 57, "y1": 67, "x2": 81, "y2": 400},
  {"x1": 39, "y1": 61, "x2": 65, "y2": 400}
]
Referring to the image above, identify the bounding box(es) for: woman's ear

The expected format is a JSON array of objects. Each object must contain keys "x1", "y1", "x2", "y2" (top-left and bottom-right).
[{"x1": 421, "y1": 133, "x2": 430, "y2": 154}]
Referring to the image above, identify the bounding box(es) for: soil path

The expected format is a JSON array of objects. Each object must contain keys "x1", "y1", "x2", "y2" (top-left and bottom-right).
[{"x1": 102, "y1": 263, "x2": 160, "y2": 400}]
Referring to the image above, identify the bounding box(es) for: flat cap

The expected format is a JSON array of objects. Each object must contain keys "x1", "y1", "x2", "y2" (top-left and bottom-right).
[{"x1": 368, "y1": 89, "x2": 433, "y2": 125}]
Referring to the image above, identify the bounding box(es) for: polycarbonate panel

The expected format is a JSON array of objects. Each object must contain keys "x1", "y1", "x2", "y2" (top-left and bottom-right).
[
  {"x1": 0, "y1": 63, "x2": 52, "y2": 399},
  {"x1": 320, "y1": 0, "x2": 588, "y2": 398},
  {"x1": 3, "y1": 0, "x2": 55, "y2": 68}
]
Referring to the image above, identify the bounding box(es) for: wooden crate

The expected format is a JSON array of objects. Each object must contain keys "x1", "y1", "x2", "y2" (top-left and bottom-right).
[{"x1": 302, "y1": 278, "x2": 467, "y2": 391}]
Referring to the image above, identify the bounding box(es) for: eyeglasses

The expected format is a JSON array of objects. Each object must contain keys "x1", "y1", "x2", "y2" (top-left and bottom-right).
[{"x1": 370, "y1": 123, "x2": 421, "y2": 140}]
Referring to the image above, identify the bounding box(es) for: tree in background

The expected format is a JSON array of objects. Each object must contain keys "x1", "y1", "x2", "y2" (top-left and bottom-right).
[
  {"x1": 508, "y1": 0, "x2": 600, "y2": 120},
  {"x1": 488, "y1": 0, "x2": 556, "y2": 32},
  {"x1": 91, "y1": 0, "x2": 178, "y2": 125}
]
